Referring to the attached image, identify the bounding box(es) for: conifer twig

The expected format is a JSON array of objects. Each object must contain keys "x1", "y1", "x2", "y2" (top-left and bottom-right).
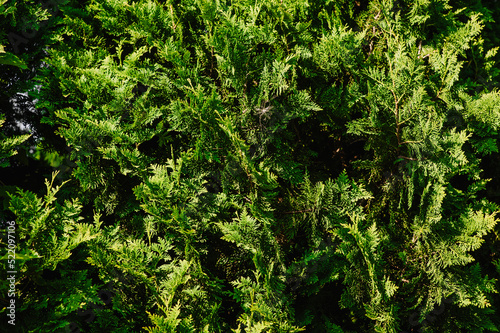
[{"x1": 282, "y1": 209, "x2": 313, "y2": 215}]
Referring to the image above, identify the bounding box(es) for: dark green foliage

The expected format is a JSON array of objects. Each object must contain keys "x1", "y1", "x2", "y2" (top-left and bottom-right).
[{"x1": 2, "y1": 0, "x2": 500, "y2": 332}]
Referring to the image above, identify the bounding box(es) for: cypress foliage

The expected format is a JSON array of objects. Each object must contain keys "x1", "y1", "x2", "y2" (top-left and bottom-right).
[{"x1": 2, "y1": 0, "x2": 500, "y2": 332}]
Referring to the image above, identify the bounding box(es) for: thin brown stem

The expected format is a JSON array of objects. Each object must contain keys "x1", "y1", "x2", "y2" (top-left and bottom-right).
[
  {"x1": 282, "y1": 209, "x2": 313, "y2": 215},
  {"x1": 398, "y1": 155, "x2": 418, "y2": 161}
]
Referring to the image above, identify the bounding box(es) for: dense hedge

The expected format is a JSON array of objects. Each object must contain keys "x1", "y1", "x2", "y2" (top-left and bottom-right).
[{"x1": 2, "y1": 0, "x2": 500, "y2": 332}]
